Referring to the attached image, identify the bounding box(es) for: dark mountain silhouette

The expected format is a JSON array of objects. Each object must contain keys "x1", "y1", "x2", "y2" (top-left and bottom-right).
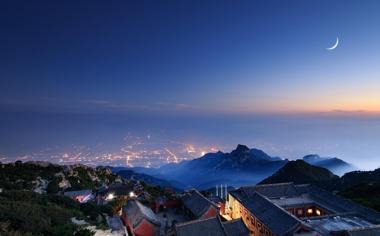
[
  {"x1": 127, "y1": 144, "x2": 288, "y2": 189},
  {"x1": 111, "y1": 146, "x2": 361, "y2": 190},
  {"x1": 116, "y1": 169, "x2": 184, "y2": 190},
  {"x1": 259, "y1": 160, "x2": 339, "y2": 185},
  {"x1": 337, "y1": 168, "x2": 380, "y2": 190},
  {"x1": 303, "y1": 154, "x2": 357, "y2": 176},
  {"x1": 339, "y1": 182, "x2": 380, "y2": 211},
  {"x1": 258, "y1": 160, "x2": 380, "y2": 211}
]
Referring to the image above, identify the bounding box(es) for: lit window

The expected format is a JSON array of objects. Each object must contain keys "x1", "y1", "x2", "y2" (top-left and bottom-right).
[
  {"x1": 297, "y1": 209, "x2": 303, "y2": 215},
  {"x1": 307, "y1": 208, "x2": 313, "y2": 214},
  {"x1": 316, "y1": 209, "x2": 321, "y2": 215}
]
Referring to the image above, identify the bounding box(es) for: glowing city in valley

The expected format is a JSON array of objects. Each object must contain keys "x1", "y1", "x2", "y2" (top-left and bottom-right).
[{"x1": 1, "y1": 133, "x2": 220, "y2": 168}]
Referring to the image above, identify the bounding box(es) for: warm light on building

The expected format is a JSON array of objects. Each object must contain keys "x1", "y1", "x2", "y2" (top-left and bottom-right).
[
  {"x1": 106, "y1": 193, "x2": 115, "y2": 200},
  {"x1": 129, "y1": 191, "x2": 136, "y2": 198},
  {"x1": 307, "y1": 208, "x2": 313, "y2": 214},
  {"x1": 316, "y1": 209, "x2": 321, "y2": 216}
]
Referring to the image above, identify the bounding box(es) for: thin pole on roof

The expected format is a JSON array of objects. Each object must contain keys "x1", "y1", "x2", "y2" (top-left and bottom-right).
[
  {"x1": 225, "y1": 184, "x2": 227, "y2": 199},
  {"x1": 220, "y1": 184, "x2": 223, "y2": 199}
]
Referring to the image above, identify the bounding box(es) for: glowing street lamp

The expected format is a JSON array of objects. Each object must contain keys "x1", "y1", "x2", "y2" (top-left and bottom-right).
[{"x1": 106, "y1": 193, "x2": 115, "y2": 200}]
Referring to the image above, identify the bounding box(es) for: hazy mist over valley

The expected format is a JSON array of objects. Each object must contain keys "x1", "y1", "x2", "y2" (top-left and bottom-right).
[{"x1": 1, "y1": 110, "x2": 379, "y2": 170}]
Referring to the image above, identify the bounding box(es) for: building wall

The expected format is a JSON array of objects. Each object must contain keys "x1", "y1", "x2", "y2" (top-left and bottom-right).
[
  {"x1": 227, "y1": 195, "x2": 274, "y2": 236},
  {"x1": 121, "y1": 213, "x2": 160, "y2": 236},
  {"x1": 200, "y1": 206, "x2": 218, "y2": 220},
  {"x1": 154, "y1": 199, "x2": 181, "y2": 213},
  {"x1": 285, "y1": 205, "x2": 330, "y2": 218},
  {"x1": 120, "y1": 212, "x2": 134, "y2": 235},
  {"x1": 134, "y1": 218, "x2": 160, "y2": 236}
]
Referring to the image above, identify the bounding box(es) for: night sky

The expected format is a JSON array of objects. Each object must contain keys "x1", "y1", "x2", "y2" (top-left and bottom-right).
[{"x1": 1, "y1": 1, "x2": 380, "y2": 169}]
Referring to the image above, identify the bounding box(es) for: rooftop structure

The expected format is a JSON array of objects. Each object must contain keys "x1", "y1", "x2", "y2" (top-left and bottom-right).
[
  {"x1": 97, "y1": 183, "x2": 134, "y2": 204},
  {"x1": 121, "y1": 199, "x2": 161, "y2": 236},
  {"x1": 175, "y1": 216, "x2": 249, "y2": 236},
  {"x1": 229, "y1": 189, "x2": 306, "y2": 235},
  {"x1": 63, "y1": 189, "x2": 93, "y2": 203},
  {"x1": 182, "y1": 189, "x2": 219, "y2": 219},
  {"x1": 306, "y1": 215, "x2": 374, "y2": 235},
  {"x1": 346, "y1": 225, "x2": 380, "y2": 236},
  {"x1": 223, "y1": 218, "x2": 251, "y2": 236},
  {"x1": 227, "y1": 183, "x2": 380, "y2": 236}
]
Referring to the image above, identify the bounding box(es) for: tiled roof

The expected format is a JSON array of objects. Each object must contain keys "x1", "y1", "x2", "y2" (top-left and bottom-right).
[
  {"x1": 175, "y1": 217, "x2": 226, "y2": 236},
  {"x1": 230, "y1": 189, "x2": 303, "y2": 236},
  {"x1": 347, "y1": 225, "x2": 380, "y2": 236},
  {"x1": 182, "y1": 189, "x2": 217, "y2": 218},
  {"x1": 175, "y1": 216, "x2": 248, "y2": 236},
  {"x1": 223, "y1": 218, "x2": 250, "y2": 236},
  {"x1": 64, "y1": 189, "x2": 92, "y2": 197},
  {"x1": 302, "y1": 185, "x2": 380, "y2": 224},
  {"x1": 249, "y1": 182, "x2": 302, "y2": 199},
  {"x1": 245, "y1": 183, "x2": 380, "y2": 224},
  {"x1": 231, "y1": 183, "x2": 380, "y2": 235},
  {"x1": 100, "y1": 183, "x2": 133, "y2": 196},
  {"x1": 123, "y1": 200, "x2": 160, "y2": 227},
  {"x1": 305, "y1": 214, "x2": 374, "y2": 235}
]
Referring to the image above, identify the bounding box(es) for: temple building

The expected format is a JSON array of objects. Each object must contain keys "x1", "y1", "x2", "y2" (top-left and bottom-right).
[
  {"x1": 175, "y1": 216, "x2": 249, "y2": 236},
  {"x1": 63, "y1": 189, "x2": 94, "y2": 203},
  {"x1": 121, "y1": 199, "x2": 161, "y2": 236},
  {"x1": 226, "y1": 183, "x2": 380, "y2": 236},
  {"x1": 182, "y1": 189, "x2": 219, "y2": 220}
]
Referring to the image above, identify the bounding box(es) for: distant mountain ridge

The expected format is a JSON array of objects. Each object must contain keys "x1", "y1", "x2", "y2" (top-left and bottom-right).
[
  {"x1": 111, "y1": 145, "x2": 359, "y2": 189},
  {"x1": 116, "y1": 169, "x2": 184, "y2": 190},
  {"x1": 260, "y1": 159, "x2": 380, "y2": 191},
  {"x1": 303, "y1": 154, "x2": 357, "y2": 176},
  {"x1": 124, "y1": 144, "x2": 288, "y2": 189},
  {"x1": 258, "y1": 159, "x2": 380, "y2": 211},
  {"x1": 259, "y1": 160, "x2": 339, "y2": 185}
]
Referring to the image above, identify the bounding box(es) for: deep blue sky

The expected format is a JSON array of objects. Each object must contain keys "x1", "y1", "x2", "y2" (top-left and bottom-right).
[
  {"x1": 1, "y1": 1, "x2": 380, "y2": 168},
  {"x1": 1, "y1": 0, "x2": 379, "y2": 113}
]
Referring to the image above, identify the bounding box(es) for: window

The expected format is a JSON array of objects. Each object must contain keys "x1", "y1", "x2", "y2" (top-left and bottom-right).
[
  {"x1": 316, "y1": 209, "x2": 321, "y2": 216},
  {"x1": 297, "y1": 209, "x2": 303, "y2": 215},
  {"x1": 307, "y1": 208, "x2": 313, "y2": 214},
  {"x1": 251, "y1": 216, "x2": 255, "y2": 225},
  {"x1": 257, "y1": 222, "x2": 261, "y2": 228}
]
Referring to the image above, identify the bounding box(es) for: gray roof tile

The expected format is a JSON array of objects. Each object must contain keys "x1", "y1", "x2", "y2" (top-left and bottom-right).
[
  {"x1": 230, "y1": 188, "x2": 302, "y2": 236},
  {"x1": 123, "y1": 200, "x2": 160, "y2": 227},
  {"x1": 223, "y1": 218, "x2": 250, "y2": 236},
  {"x1": 182, "y1": 189, "x2": 217, "y2": 218},
  {"x1": 175, "y1": 217, "x2": 226, "y2": 236}
]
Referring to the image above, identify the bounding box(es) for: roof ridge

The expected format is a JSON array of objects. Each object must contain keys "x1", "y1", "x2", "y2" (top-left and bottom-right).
[
  {"x1": 217, "y1": 215, "x2": 229, "y2": 236},
  {"x1": 308, "y1": 185, "x2": 380, "y2": 222},
  {"x1": 133, "y1": 200, "x2": 160, "y2": 225},
  {"x1": 349, "y1": 224, "x2": 380, "y2": 232},
  {"x1": 175, "y1": 216, "x2": 218, "y2": 227},
  {"x1": 255, "y1": 191, "x2": 303, "y2": 224},
  {"x1": 189, "y1": 189, "x2": 218, "y2": 208},
  {"x1": 222, "y1": 218, "x2": 243, "y2": 224}
]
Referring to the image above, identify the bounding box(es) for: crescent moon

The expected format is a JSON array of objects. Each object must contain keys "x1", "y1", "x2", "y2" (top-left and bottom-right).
[{"x1": 326, "y1": 37, "x2": 339, "y2": 50}]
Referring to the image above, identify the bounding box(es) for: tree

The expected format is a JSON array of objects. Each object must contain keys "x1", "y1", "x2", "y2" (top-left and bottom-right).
[{"x1": 47, "y1": 178, "x2": 59, "y2": 194}]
